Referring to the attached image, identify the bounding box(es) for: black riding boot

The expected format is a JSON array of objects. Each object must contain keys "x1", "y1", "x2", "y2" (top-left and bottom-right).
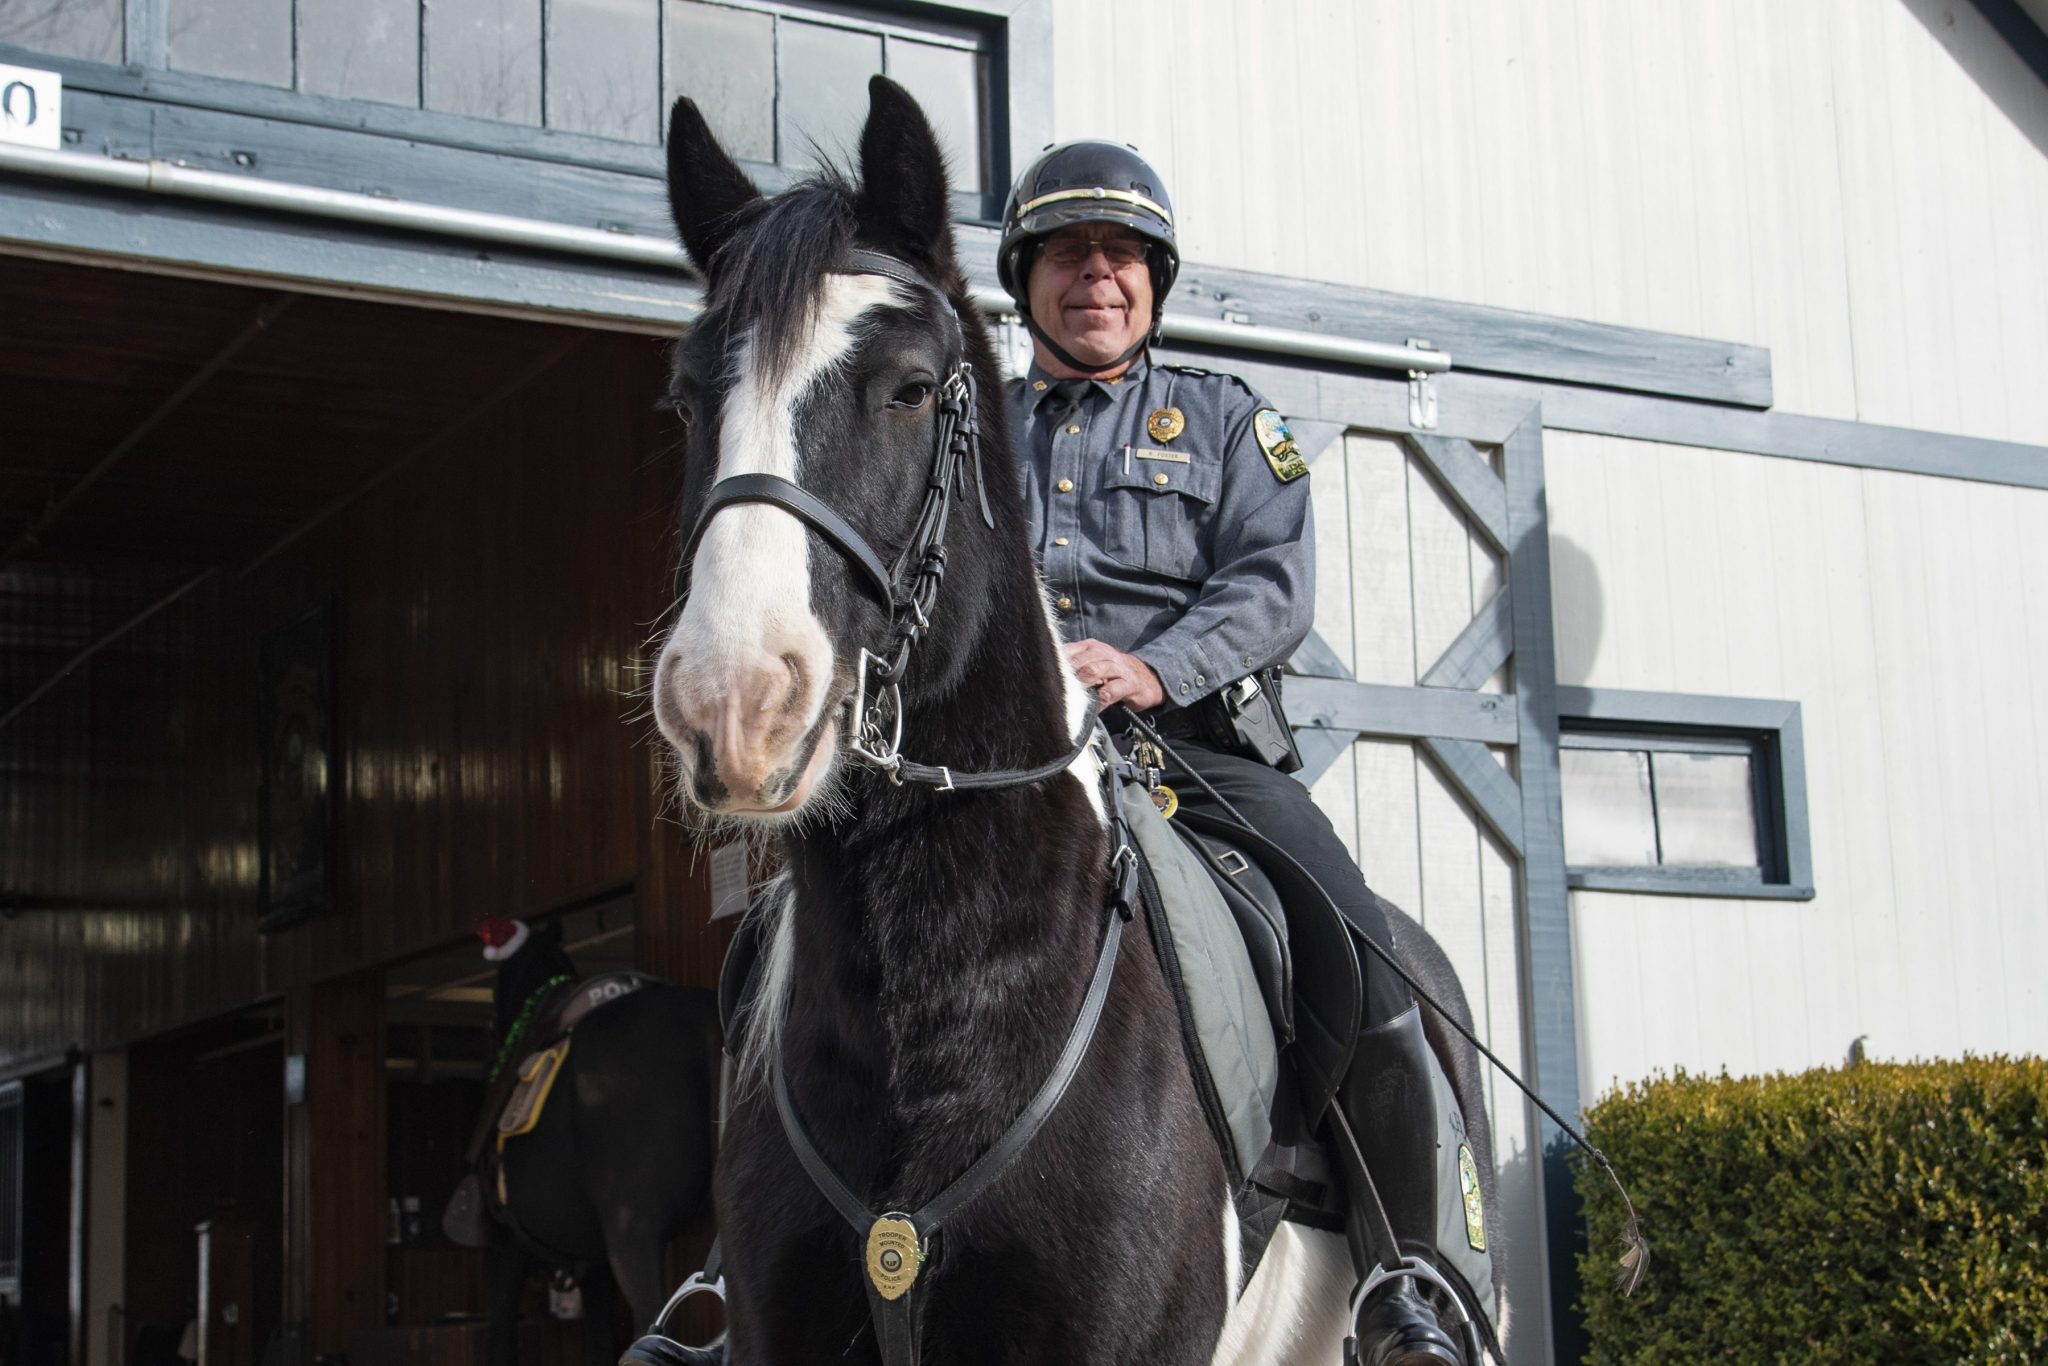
[{"x1": 1341, "y1": 1005, "x2": 1466, "y2": 1366}]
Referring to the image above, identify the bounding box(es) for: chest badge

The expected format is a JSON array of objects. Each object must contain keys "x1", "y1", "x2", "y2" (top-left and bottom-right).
[
  {"x1": 1146, "y1": 407, "x2": 1186, "y2": 443},
  {"x1": 1254, "y1": 409, "x2": 1309, "y2": 483}
]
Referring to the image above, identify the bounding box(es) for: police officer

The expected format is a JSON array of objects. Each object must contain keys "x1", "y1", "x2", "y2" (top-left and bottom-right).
[{"x1": 1000, "y1": 141, "x2": 1473, "y2": 1366}]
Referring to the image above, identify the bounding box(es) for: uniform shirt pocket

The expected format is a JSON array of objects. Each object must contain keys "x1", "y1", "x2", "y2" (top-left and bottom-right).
[{"x1": 1102, "y1": 455, "x2": 1222, "y2": 581}]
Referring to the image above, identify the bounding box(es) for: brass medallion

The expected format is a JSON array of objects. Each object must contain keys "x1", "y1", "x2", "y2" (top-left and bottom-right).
[
  {"x1": 1146, "y1": 406, "x2": 1186, "y2": 443},
  {"x1": 866, "y1": 1215, "x2": 923, "y2": 1300},
  {"x1": 1151, "y1": 785, "x2": 1179, "y2": 819}
]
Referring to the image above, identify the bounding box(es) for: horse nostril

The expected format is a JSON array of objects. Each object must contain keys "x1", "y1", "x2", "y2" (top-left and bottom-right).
[
  {"x1": 780, "y1": 653, "x2": 806, "y2": 712},
  {"x1": 689, "y1": 732, "x2": 729, "y2": 807}
]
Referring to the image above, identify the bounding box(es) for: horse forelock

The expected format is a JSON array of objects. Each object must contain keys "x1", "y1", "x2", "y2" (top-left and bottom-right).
[{"x1": 701, "y1": 174, "x2": 858, "y2": 392}]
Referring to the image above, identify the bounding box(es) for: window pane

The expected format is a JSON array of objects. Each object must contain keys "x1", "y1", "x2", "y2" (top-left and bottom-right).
[
  {"x1": 1652, "y1": 751, "x2": 1759, "y2": 869},
  {"x1": 886, "y1": 37, "x2": 982, "y2": 192},
  {"x1": 0, "y1": 0, "x2": 122, "y2": 63},
  {"x1": 1561, "y1": 748, "x2": 1657, "y2": 867},
  {"x1": 777, "y1": 19, "x2": 881, "y2": 172},
  {"x1": 547, "y1": 0, "x2": 659, "y2": 143},
  {"x1": 424, "y1": 0, "x2": 542, "y2": 124},
  {"x1": 299, "y1": 0, "x2": 418, "y2": 107},
  {"x1": 168, "y1": 0, "x2": 291, "y2": 86},
  {"x1": 665, "y1": 0, "x2": 774, "y2": 163}
]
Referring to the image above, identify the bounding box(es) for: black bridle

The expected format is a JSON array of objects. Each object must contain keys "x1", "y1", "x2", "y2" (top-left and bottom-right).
[{"x1": 674, "y1": 248, "x2": 1093, "y2": 791}]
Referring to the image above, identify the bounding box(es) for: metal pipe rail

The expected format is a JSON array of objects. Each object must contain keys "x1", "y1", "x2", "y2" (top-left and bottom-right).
[{"x1": 0, "y1": 142, "x2": 1452, "y2": 374}]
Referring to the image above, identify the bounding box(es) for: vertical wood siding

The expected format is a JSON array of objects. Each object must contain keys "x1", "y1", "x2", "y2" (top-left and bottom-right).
[
  {"x1": 1547, "y1": 433, "x2": 2048, "y2": 1092},
  {"x1": 1050, "y1": 0, "x2": 2048, "y2": 446}
]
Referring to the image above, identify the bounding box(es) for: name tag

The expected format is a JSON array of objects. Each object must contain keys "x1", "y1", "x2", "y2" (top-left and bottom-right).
[{"x1": 1121, "y1": 444, "x2": 1189, "y2": 466}]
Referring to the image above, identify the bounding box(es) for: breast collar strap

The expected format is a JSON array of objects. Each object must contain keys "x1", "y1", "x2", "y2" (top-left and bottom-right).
[
  {"x1": 767, "y1": 761, "x2": 1142, "y2": 1365},
  {"x1": 678, "y1": 248, "x2": 1090, "y2": 792}
]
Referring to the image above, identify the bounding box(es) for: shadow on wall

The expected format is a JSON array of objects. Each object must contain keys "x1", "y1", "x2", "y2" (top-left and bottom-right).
[
  {"x1": 1547, "y1": 535, "x2": 1605, "y2": 689},
  {"x1": 1905, "y1": 0, "x2": 2048, "y2": 161}
]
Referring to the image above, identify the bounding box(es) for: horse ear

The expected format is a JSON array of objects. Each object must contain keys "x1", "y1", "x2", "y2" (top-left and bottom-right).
[
  {"x1": 855, "y1": 76, "x2": 955, "y2": 272},
  {"x1": 666, "y1": 96, "x2": 762, "y2": 275}
]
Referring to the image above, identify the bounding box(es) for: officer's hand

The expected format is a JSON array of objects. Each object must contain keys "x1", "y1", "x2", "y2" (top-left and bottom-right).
[{"x1": 1064, "y1": 639, "x2": 1165, "y2": 712}]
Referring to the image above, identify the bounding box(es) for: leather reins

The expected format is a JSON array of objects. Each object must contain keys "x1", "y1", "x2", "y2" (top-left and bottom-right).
[{"x1": 674, "y1": 247, "x2": 1092, "y2": 790}]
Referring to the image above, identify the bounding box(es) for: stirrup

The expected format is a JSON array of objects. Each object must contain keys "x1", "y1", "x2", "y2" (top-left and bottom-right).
[
  {"x1": 1342, "y1": 1257, "x2": 1479, "y2": 1366},
  {"x1": 617, "y1": 1270, "x2": 728, "y2": 1366}
]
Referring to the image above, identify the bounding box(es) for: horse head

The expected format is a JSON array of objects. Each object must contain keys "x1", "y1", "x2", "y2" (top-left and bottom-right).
[{"x1": 652, "y1": 78, "x2": 1036, "y2": 823}]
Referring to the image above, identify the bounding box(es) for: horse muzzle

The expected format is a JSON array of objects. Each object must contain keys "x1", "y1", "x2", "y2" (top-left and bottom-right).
[{"x1": 654, "y1": 643, "x2": 840, "y2": 817}]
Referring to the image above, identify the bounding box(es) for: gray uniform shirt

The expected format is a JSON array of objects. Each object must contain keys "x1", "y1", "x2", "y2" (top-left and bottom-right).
[{"x1": 1007, "y1": 357, "x2": 1315, "y2": 709}]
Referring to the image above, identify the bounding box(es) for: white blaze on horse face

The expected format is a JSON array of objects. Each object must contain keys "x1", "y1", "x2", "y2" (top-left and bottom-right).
[{"x1": 655, "y1": 274, "x2": 906, "y2": 814}]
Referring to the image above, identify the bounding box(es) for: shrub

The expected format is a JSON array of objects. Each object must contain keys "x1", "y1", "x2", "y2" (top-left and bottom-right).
[{"x1": 1575, "y1": 1056, "x2": 2048, "y2": 1364}]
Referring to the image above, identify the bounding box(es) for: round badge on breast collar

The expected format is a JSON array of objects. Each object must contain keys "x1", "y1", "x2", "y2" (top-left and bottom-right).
[
  {"x1": 1147, "y1": 407, "x2": 1185, "y2": 443},
  {"x1": 866, "y1": 1215, "x2": 923, "y2": 1300}
]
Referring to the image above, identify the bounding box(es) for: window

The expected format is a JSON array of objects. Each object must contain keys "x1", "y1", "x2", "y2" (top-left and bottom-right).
[
  {"x1": 1556, "y1": 688, "x2": 1813, "y2": 900},
  {"x1": 665, "y1": 0, "x2": 1005, "y2": 216}
]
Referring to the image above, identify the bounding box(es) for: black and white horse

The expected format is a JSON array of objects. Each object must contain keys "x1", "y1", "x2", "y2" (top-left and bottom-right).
[
  {"x1": 651, "y1": 78, "x2": 1478, "y2": 1364},
  {"x1": 471, "y1": 918, "x2": 722, "y2": 1366}
]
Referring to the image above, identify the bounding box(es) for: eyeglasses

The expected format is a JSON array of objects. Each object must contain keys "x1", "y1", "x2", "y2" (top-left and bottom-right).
[{"x1": 1038, "y1": 236, "x2": 1150, "y2": 269}]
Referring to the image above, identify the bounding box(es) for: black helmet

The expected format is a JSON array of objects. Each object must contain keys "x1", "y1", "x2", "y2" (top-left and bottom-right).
[{"x1": 997, "y1": 140, "x2": 1179, "y2": 311}]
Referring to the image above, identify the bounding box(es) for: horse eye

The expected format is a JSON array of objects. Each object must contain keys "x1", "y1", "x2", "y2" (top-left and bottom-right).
[{"x1": 889, "y1": 381, "x2": 934, "y2": 411}]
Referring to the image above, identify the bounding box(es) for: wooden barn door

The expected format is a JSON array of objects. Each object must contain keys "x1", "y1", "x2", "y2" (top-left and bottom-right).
[{"x1": 1270, "y1": 392, "x2": 1573, "y2": 1361}]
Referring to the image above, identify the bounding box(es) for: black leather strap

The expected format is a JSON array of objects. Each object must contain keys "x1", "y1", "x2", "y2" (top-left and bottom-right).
[
  {"x1": 890, "y1": 710, "x2": 1098, "y2": 793},
  {"x1": 768, "y1": 903, "x2": 1127, "y2": 1244},
  {"x1": 679, "y1": 472, "x2": 896, "y2": 607}
]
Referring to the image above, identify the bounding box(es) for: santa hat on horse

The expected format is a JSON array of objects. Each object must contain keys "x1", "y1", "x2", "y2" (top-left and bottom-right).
[{"x1": 477, "y1": 916, "x2": 530, "y2": 962}]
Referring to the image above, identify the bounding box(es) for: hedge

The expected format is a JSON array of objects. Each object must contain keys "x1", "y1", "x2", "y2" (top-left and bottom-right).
[{"x1": 1574, "y1": 1056, "x2": 2048, "y2": 1364}]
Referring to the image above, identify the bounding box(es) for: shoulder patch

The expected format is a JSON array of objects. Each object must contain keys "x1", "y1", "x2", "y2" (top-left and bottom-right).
[{"x1": 1253, "y1": 410, "x2": 1309, "y2": 482}]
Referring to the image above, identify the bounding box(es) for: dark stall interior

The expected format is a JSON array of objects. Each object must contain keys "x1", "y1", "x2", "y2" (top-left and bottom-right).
[
  {"x1": 1, "y1": 252, "x2": 723, "y2": 1366},
  {"x1": 124, "y1": 1011, "x2": 285, "y2": 1366}
]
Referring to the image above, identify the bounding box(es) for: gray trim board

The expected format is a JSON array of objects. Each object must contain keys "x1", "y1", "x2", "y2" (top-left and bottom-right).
[
  {"x1": 1286, "y1": 677, "x2": 1519, "y2": 746},
  {"x1": 1968, "y1": 0, "x2": 2048, "y2": 89},
  {"x1": 0, "y1": 179, "x2": 701, "y2": 332},
  {"x1": 1500, "y1": 407, "x2": 1579, "y2": 1361},
  {"x1": 1420, "y1": 587, "x2": 1514, "y2": 692},
  {"x1": 1177, "y1": 354, "x2": 2048, "y2": 495},
  {"x1": 1420, "y1": 737, "x2": 1525, "y2": 856},
  {"x1": 1163, "y1": 256, "x2": 1773, "y2": 408},
  {"x1": 1461, "y1": 375, "x2": 2048, "y2": 492},
  {"x1": 1555, "y1": 686, "x2": 1814, "y2": 901},
  {"x1": 1408, "y1": 433, "x2": 1509, "y2": 548},
  {"x1": 1565, "y1": 871, "x2": 1816, "y2": 901}
]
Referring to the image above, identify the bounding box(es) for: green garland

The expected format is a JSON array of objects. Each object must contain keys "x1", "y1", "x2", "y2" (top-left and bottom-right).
[{"x1": 489, "y1": 973, "x2": 573, "y2": 1083}]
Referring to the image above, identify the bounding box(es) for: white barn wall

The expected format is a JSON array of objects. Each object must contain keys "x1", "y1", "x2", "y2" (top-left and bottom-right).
[
  {"x1": 1050, "y1": 0, "x2": 2048, "y2": 445},
  {"x1": 1547, "y1": 433, "x2": 2048, "y2": 1094}
]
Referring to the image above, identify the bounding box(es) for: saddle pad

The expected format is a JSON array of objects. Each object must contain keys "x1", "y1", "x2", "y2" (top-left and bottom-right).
[
  {"x1": 497, "y1": 1039, "x2": 571, "y2": 1141},
  {"x1": 1119, "y1": 776, "x2": 1278, "y2": 1187}
]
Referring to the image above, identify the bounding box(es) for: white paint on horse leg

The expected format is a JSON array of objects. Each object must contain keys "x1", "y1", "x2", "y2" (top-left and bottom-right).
[
  {"x1": 655, "y1": 275, "x2": 905, "y2": 807},
  {"x1": 1209, "y1": 1223, "x2": 1354, "y2": 1366},
  {"x1": 1039, "y1": 581, "x2": 1105, "y2": 824}
]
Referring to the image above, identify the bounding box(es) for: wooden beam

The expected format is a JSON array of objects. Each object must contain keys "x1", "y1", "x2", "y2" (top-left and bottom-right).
[
  {"x1": 1405, "y1": 433, "x2": 1509, "y2": 550},
  {"x1": 285, "y1": 973, "x2": 385, "y2": 1358},
  {"x1": 1288, "y1": 677, "x2": 1519, "y2": 746}
]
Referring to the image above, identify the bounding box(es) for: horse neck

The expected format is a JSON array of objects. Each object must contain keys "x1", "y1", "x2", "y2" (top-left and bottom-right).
[{"x1": 779, "y1": 476, "x2": 1110, "y2": 1102}]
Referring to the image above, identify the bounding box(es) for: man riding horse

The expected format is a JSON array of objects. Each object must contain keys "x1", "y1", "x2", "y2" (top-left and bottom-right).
[{"x1": 1000, "y1": 141, "x2": 1473, "y2": 1366}]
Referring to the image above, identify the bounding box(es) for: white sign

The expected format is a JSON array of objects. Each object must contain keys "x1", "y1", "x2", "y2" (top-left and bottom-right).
[
  {"x1": 709, "y1": 839, "x2": 752, "y2": 921},
  {"x1": 0, "y1": 64, "x2": 61, "y2": 150}
]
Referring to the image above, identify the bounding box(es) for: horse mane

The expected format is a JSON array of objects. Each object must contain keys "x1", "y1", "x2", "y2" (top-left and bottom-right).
[{"x1": 700, "y1": 172, "x2": 860, "y2": 389}]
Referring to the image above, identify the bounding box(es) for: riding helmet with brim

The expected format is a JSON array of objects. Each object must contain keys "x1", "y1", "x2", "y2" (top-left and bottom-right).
[{"x1": 998, "y1": 139, "x2": 1180, "y2": 315}]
